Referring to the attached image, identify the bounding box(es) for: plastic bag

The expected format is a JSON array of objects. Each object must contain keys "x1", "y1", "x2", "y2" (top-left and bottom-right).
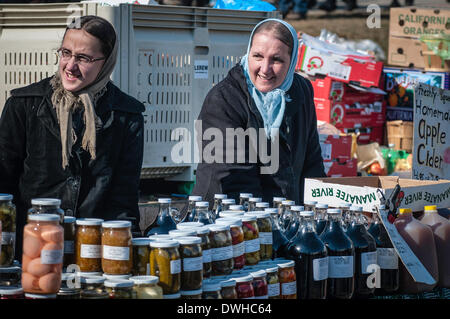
[
  {"x1": 214, "y1": 0, "x2": 276, "y2": 11},
  {"x1": 356, "y1": 142, "x2": 386, "y2": 174}
]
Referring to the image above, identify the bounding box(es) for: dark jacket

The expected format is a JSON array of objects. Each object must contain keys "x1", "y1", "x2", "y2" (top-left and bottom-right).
[
  {"x1": 0, "y1": 77, "x2": 145, "y2": 258},
  {"x1": 192, "y1": 64, "x2": 325, "y2": 205}
]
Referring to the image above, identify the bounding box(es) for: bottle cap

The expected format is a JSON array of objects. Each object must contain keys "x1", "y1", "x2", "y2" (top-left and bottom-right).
[
  {"x1": 273, "y1": 197, "x2": 286, "y2": 202},
  {"x1": 104, "y1": 280, "x2": 134, "y2": 288},
  {"x1": 132, "y1": 238, "x2": 152, "y2": 246},
  {"x1": 316, "y1": 203, "x2": 328, "y2": 209},
  {"x1": 188, "y1": 196, "x2": 202, "y2": 201},
  {"x1": 215, "y1": 218, "x2": 243, "y2": 227},
  {"x1": 168, "y1": 229, "x2": 198, "y2": 237},
  {"x1": 158, "y1": 198, "x2": 171, "y2": 204},
  {"x1": 300, "y1": 211, "x2": 314, "y2": 217},
  {"x1": 130, "y1": 276, "x2": 159, "y2": 285},
  {"x1": 195, "y1": 201, "x2": 209, "y2": 208},
  {"x1": 214, "y1": 194, "x2": 227, "y2": 199},
  {"x1": 282, "y1": 200, "x2": 295, "y2": 206},
  {"x1": 350, "y1": 206, "x2": 363, "y2": 212},
  {"x1": 249, "y1": 197, "x2": 262, "y2": 203},
  {"x1": 173, "y1": 236, "x2": 202, "y2": 245},
  {"x1": 399, "y1": 208, "x2": 412, "y2": 214},
  {"x1": 255, "y1": 202, "x2": 270, "y2": 208},
  {"x1": 229, "y1": 205, "x2": 244, "y2": 211},
  {"x1": 221, "y1": 199, "x2": 236, "y2": 205},
  {"x1": 76, "y1": 218, "x2": 104, "y2": 226},
  {"x1": 219, "y1": 211, "x2": 244, "y2": 218},
  {"x1": 424, "y1": 205, "x2": 437, "y2": 212},
  {"x1": 177, "y1": 222, "x2": 204, "y2": 230},
  {"x1": 239, "y1": 193, "x2": 253, "y2": 199},
  {"x1": 31, "y1": 198, "x2": 61, "y2": 206},
  {"x1": 102, "y1": 220, "x2": 132, "y2": 228},
  {"x1": 291, "y1": 206, "x2": 304, "y2": 212},
  {"x1": 264, "y1": 208, "x2": 278, "y2": 214},
  {"x1": 208, "y1": 224, "x2": 230, "y2": 232},
  {"x1": 304, "y1": 201, "x2": 317, "y2": 206},
  {"x1": 150, "y1": 240, "x2": 180, "y2": 248},
  {"x1": 327, "y1": 208, "x2": 342, "y2": 214}
]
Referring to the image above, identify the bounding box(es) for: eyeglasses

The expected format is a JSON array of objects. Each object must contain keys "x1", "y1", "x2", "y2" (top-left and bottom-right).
[{"x1": 57, "y1": 48, "x2": 105, "y2": 65}]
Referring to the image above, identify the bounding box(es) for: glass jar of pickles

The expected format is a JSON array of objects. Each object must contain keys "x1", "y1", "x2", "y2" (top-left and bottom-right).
[
  {"x1": 150, "y1": 240, "x2": 181, "y2": 295},
  {"x1": 202, "y1": 280, "x2": 222, "y2": 299},
  {"x1": 234, "y1": 275, "x2": 255, "y2": 299},
  {"x1": 132, "y1": 238, "x2": 151, "y2": 276},
  {"x1": 0, "y1": 194, "x2": 16, "y2": 267},
  {"x1": 190, "y1": 226, "x2": 212, "y2": 279},
  {"x1": 278, "y1": 260, "x2": 296, "y2": 299},
  {"x1": 79, "y1": 275, "x2": 109, "y2": 299},
  {"x1": 250, "y1": 270, "x2": 268, "y2": 299},
  {"x1": 266, "y1": 266, "x2": 280, "y2": 299},
  {"x1": 130, "y1": 275, "x2": 163, "y2": 299},
  {"x1": 220, "y1": 279, "x2": 237, "y2": 299},
  {"x1": 247, "y1": 212, "x2": 272, "y2": 261},
  {"x1": 101, "y1": 221, "x2": 132, "y2": 275},
  {"x1": 208, "y1": 225, "x2": 234, "y2": 276},
  {"x1": 175, "y1": 236, "x2": 203, "y2": 291},
  {"x1": 242, "y1": 215, "x2": 260, "y2": 266},
  {"x1": 104, "y1": 279, "x2": 135, "y2": 299},
  {"x1": 180, "y1": 288, "x2": 202, "y2": 299},
  {"x1": 63, "y1": 216, "x2": 76, "y2": 269},
  {"x1": 27, "y1": 198, "x2": 64, "y2": 225},
  {"x1": 75, "y1": 218, "x2": 104, "y2": 272},
  {"x1": 215, "y1": 218, "x2": 245, "y2": 270}
]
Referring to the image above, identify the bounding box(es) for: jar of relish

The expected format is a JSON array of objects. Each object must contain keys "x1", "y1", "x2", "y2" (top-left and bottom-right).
[
  {"x1": 250, "y1": 270, "x2": 268, "y2": 299},
  {"x1": 233, "y1": 275, "x2": 255, "y2": 299}
]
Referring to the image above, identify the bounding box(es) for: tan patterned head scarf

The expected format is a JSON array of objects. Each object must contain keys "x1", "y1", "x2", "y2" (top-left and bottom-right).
[{"x1": 50, "y1": 27, "x2": 118, "y2": 169}]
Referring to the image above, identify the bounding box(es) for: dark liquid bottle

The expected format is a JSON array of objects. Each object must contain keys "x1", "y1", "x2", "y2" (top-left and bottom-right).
[
  {"x1": 288, "y1": 211, "x2": 328, "y2": 299},
  {"x1": 345, "y1": 207, "x2": 377, "y2": 298},
  {"x1": 320, "y1": 209, "x2": 355, "y2": 299},
  {"x1": 285, "y1": 207, "x2": 304, "y2": 241},
  {"x1": 146, "y1": 198, "x2": 177, "y2": 236},
  {"x1": 314, "y1": 204, "x2": 328, "y2": 236},
  {"x1": 269, "y1": 211, "x2": 289, "y2": 259},
  {"x1": 212, "y1": 194, "x2": 227, "y2": 220},
  {"x1": 185, "y1": 196, "x2": 202, "y2": 222},
  {"x1": 367, "y1": 208, "x2": 400, "y2": 294}
]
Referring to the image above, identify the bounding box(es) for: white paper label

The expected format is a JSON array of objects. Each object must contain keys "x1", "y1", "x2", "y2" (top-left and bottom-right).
[
  {"x1": 281, "y1": 281, "x2": 297, "y2": 295},
  {"x1": 171, "y1": 259, "x2": 181, "y2": 274},
  {"x1": 64, "y1": 240, "x2": 74, "y2": 254},
  {"x1": 183, "y1": 256, "x2": 203, "y2": 272},
  {"x1": 102, "y1": 245, "x2": 130, "y2": 261},
  {"x1": 377, "y1": 248, "x2": 399, "y2": 270},
  {"x1": 1, "y1": 232, "x2": 15, "y2": 245},
  {"x1": 232, "y1": 242, "x2": 245, "y2": 258},
  {"x1": 80, "y1": 244, "x2": 101, "y2": 259},
  {"x1": 212, "y1": 246, "x2": 233, "y2": 262},
  {"x1": 268, "y1": 283, "x2": 280, "y2": 297},
  {"x1": 244, "y1": 239, "x2": 260, "y2": 253},
  {"x1": 194, "y1": 60, "x2": 208, "y2": 79},
  {"x1": 41, "y1": 249, "x2": 63, "y2": 264},
  {"x1": 313, "y1": 256, "x2": 329, "y2": 281},
  {"x1": 328, "y1": 256, "x2": 354, "y2": 278},
  {"x1": 259, "y1": 232, "x2": 273, "y2": 245},
  {"x1": 361, "y1": 251, "x2": 378, "y2": 274},
  {"x1": 203, "y1": 249, "x2": 211, "y2": 263}
]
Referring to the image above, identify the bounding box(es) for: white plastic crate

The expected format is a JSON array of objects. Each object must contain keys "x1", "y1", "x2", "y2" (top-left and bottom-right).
[{"x1": 0, "y1": 3, "x2": 280, "y2": 181}]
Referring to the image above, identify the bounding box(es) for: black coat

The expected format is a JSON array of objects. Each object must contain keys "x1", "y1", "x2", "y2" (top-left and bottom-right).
[
  {"x1": 0, "y1": 77, "x2": 144, "y2": 258},
  {"x1": 192, "y1": 64, "x2": 326, "y2": 205}
]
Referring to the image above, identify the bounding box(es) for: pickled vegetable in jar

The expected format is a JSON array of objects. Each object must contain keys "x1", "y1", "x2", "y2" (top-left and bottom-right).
[
  {"x1": 63, "y1": 216, "x2": 76, "y2": 269},
  {"x1": 75, "y1": 218, "x2": 104, "y2": 272},
  {"x1": 208, "y1": 225, "x2": 234, "y2": 276},
  {"x1": 0, "y1": 194, "x2": 16, "y2": 267},
  {"x1": 180, "y1": 288, "x2": 202, "y2": 299},
  {"x1": 250, "y1": 270, "x2": 268, "y2": 299},
  {"x1": 104, "y1": 279, "x2": 135, "y2": 299},
  {"x1": 202, "y1": 280, "x2": 222, "y2": 299},
  {"x1": 242, "y1": 215, "x2": 260, "y2": 266},
  {"x1": 27, "y1": 198, "x2": 64, "y2": 225},
  {"x1": 278, "y1": 260, "x2": 297, "y2": 299},
  {"x1": 130, "y1": 275, "x2": 163, "y2": 299},
  {"x1": 132, "y1": 238, "x2": 152, "y2": 276},
  {"x1": 21, "y1": 214, "x2": 64, "y2": 294},
  {"x1": 79, "y1": 275, "x2": 109, "y2": 299},
  {"x1": 233, "y1": 275, "x2": 255, "y2": 299},
  {"x1": 246, "y1": 211, "x2": 272, "y2": 261},
  {"x1": 101, "y1": 221, "x2": 133, "y2": 275},
  {"x1": 220, "y1": 279, "x2": 237, "y2": 299},
  {"x1": 265, "y1": 266, "x2": 280, "y2": 299},
  {"x1": 150, "y1": 240, "x2": 181, "y2": 295},
  {"x1": 175, "y1": 236, "x2": 203, "y2": 291},
  {"x1": 191, "y1": 226, "x2": 212, "y2": 279},
  {"x1": 215, "y1": 218, "x2": 245, "y2": 270}
]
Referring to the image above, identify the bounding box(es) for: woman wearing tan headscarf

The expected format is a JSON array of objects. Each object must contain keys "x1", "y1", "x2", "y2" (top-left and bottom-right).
[{"x1": 0, "y1": 16, "x2": 145, "y2": 260}]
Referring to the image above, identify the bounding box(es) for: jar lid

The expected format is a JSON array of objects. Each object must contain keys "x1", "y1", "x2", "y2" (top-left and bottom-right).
[
  {"x1": 221, "y1": 199, "x2": 236, "y2": 204},
  {"x1": 233, "y1": 275, "x2": 253, "y2": 283},
  {"x1": 229, "y1": 205, "x2": 244, "y2": 211},
  {"x1": 177, "y1": 222, "x2": 204, "y2": 230},
  {"x1": 58, "y1": 287, "x2": 80, "y2": 295},
  {"x1": 28, "y1": 213, "x2": 61, "y2": 222},
  {"x1": 25, "y1": 293, "x2": 57, "y2": 299},
  {"x1": 337, "y1": 203, "x2": 352, "y2": 208},
  {"x1": 315, "y1": 203, "x2": 328, "y2": 209},
  {"x1": 327, "y1": 209, "x2": 342, "y2": 214},
  {"x1": 304, "y1": 201, "x2": 317, "y2": 205},
  {"x1": 273, "y1": 197, "x2": 286, "y2": 202},
  {"x1": 239, "y1": 193, "x2": 253, "y2": 198},
  {"x1": 103, "y1": 274, "x2": 132, "y2": 280},
  {"x1": 220, "y1": 279, "x2": 236, "y2": 288},
  {"x1": 0, "y1": 266, "x2": 21, "y2": 273},
  {"x1": 148, "y1": 234, "x2": 172, "y2": 241},
  {"x1": 150, "y1": 240, "x2": 180, "y2": 248},
  {"x1": 250, "y1": 270, "x2": 266, "y2": 278},
  {"x1": 194, "y1": 226, "x2": 210, "y2": 235},
  {"x1": 158, "y1": 198, "x2": 172, "y2": 204},
  {"x1": 300, "y1": 211, "x2": 314, "y2": 217},
  {"x1": 241, "y1": 214, "x2": 257, "y2": 222},
  {"x1": 215, "y1": 218, "x2": 242, "y2": 227},
  {"x1": 163, "y1": 293, "x2": 181, "y2": 299},
  {"x1": 249, "y1": 197, "x2": 262, "y2": 202},
  {"x1": 245, "y1": 211, "x2": 270, "y2": 219},
  {"x1": 31, "y1": 198, "x2": 61, "y2": 206},
  {"x1": 264, "y1": 208, "x2": 278, "y2": 214},
  {"x1": 291, "y1": 206, "x2": 304, "y2": 212},
  {"x1": 255, "y1": 202, "x2": 269, "y2": 208},
  {"x1": 132, "y1": 238, "x2": 152, "y2": 246},
  {"x1": 63, "y1": 216, "x2": 76, "y2": 223},
  {"x1": 129, "y1": 275, "x2": 159, "y2": 285},
  {"x1": 76, "y1": 271, "x2": 103, "y2": 277},
  {"x1": 265, "y1": 266, "x2": 279, "y2": 273},
  {"x1": 350, "y1": 205, "x2": 363, "y2": 212},
  {"x1": 0, "y1": 193, "x2": 13, "y2": 201},
  {"x1": 169, "y1": 229, "x2": 198, "y2": 237},
  {"x1": 188, "y1": 196, "x2": 202, "y2": 201},
  {"x1": 278, "y1": 260, "x2": 295, "y2": 268},
  {"x1": 281, "y1": 200, "x2": 295, "y2": 206},
  {"x1": 208, "y1": 224, "x2": 230, "y2": 232},
  {"x1": 79, "y1": 275, "x2": 106, "y2": 284},
  {"x1": 0, "y1": 286, "x2": 23, "y2": 295},
  {"x1": 75, "y1": 218, "x2": 104, "y2": 226},
  {"x1": 219, "y1": 211, "x2": 244, "y2": 218},
  {"x1": 180, "y1": 289, "x2": 202, "y2": 296},
  {"x1": 195, "y1": 201, "x2": 209, "y2": 207},
  {"x1": 101, "y1": 220, "x2": 132, "y2": 228},
  {"x1": 104, "y1": 279, "x2": 134, "y2": 288},
  {"x1": 202, "y1": 280, "x2": 221, "y2": 292},
  {"x1": 214, "y1": 194, "x2": 227, "y2": 199},
  {"x1": 424, "y1": 205, "x2": 437, "y2": 212},
  {"x1": 174, "y1": 236, "x2": 202, "y2": 245}
]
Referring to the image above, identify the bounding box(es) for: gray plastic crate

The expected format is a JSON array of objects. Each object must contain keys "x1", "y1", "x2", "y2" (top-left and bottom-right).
[{"x1": 0, "y1": 3, "x2": 280, "y2": 181}]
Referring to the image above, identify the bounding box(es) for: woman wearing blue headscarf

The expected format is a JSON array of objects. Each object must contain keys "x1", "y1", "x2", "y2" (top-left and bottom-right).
[{"x1": 191, "y1": 19, "x2": 325, "y2": 206}]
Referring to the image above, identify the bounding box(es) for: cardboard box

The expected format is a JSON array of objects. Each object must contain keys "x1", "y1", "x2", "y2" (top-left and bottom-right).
[
  {"x1": 342, "y1": 126, "x2": 384, "y2": 145},
  {"x1": 386, "y1": 120, "x2": 413, "y2": 153},
  {"x1": 386, "y1": 106, "x2": 413, "y2": 121},
  {"x1": 303, "y1": 176, "x2": 450, "y2": 212},
  {"x1": 319, "y1": 134, "x2": 353, "y2": 161},
  {"x1": 323, "y1": 158, "x2": 357, "y2": 178},
  {"x1": 388, "y1": 36, "x2": 425, "y2": 69}
]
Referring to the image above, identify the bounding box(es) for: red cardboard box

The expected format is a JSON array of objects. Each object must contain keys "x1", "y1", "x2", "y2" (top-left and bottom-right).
[
  {"x1": 319, "y1": 134, "x2": 353, "y2": 161},
  {"x1": 323, "y1": 158, "x2": 358, "y2": 177},
  {"x1": 342, "y1": 126, "x2": 384, "y2": 145}
]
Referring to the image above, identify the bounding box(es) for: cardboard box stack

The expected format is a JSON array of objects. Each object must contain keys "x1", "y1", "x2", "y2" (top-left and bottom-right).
[{"x1": 319, "y1": 133, "x2": 357, "y2": 177}]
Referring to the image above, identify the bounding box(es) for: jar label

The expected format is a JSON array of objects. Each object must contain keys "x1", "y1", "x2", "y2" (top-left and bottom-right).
[
  {"x1": 211, "y1": 246, "x2": 233, "y2": 262},
  {"x1": 41, "y1": 249, "x2": 63, "y2": 264},
  {"x1": 1, "y1": 232, "x2": 15, "y2": 245},
  {"x1": 183, "y1": 256, "x2": 203, "y2": 272},
  {"x1": 313, "y1": 256, "x2": 329, "y2": 281},
  {"x1": 328, "y1": 256, "x2": 354, "y2": 278},
  {"x1": 281, "y1": 281, "x2": 296, "y2": 295},
  {"x1": 377, "y1": 248, "x2": 398, "y2": 270},
  {"x1": 268, "y1": 283, "x2": 280, "y2": 297},
  {"x1": 244, "y1": 239, "x2": 260, "y2": 253},
  {"x1": 80, "y1": 244, "x2": 102, "y2": 259},
  {"x1": 102, "y1": 245, "x2": 130, "y2": 261},
  {"x1": 232, "y1": 242, "x2": 245, "y2": 258},
  {"x1": 361, "y1": 251, "x2": 378, "y2": 274},
  {"x1": 64, "y1": 240, "x2": 74, "y2": 254},
  {"x1": 171, "y1": 259, "x2": 181, "y2": 274},
  {"x1": 203, "y1": 249, "x2": 212, "y2": 263},
  {"x1": 259, "y1": 232, "x2": 273, "y2": 245},
  {"x1": 254, "y1": 295, "x2": 268, "y2": 299}
]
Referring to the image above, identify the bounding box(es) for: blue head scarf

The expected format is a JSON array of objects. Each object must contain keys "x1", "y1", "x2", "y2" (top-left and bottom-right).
[{"x1": 240, "y1": 18, "x2": 298, "y2": 141}]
